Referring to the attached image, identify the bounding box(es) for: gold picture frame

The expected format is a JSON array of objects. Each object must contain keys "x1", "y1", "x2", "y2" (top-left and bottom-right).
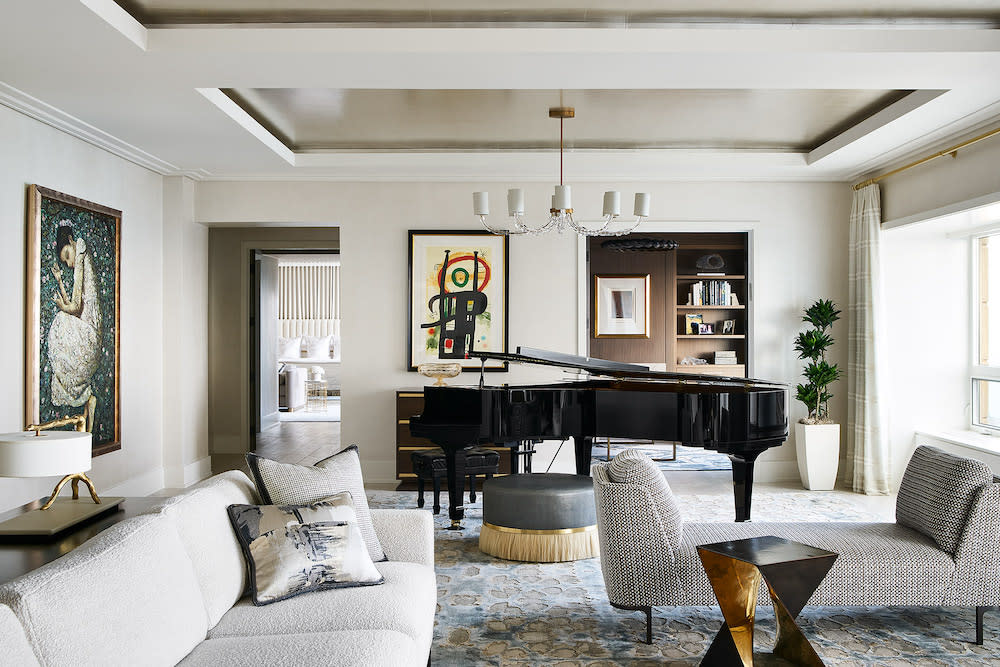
[
  {"x1": 26, "y1": 185, "x2": 121, "y2": 456},
  {"x1": 593, "y1": 274, "x2": 650, "y2": 338}
]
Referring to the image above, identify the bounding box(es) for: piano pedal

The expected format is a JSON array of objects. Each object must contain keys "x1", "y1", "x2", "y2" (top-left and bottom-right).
[{"x1": 447, "y1": 519, "x2": 464, "y2": 530}]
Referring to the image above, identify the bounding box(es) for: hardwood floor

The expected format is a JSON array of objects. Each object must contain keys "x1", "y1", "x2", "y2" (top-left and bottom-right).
[{"x1": 254, "y1": 421, "x2": 342, "y2": 466}]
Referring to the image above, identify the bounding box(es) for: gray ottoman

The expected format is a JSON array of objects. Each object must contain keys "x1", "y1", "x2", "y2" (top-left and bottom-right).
[{"x1": 479, "y1": 473, "x2": 599, "y2": 562}]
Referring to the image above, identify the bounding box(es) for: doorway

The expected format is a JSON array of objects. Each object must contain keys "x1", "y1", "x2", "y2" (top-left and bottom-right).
[{"x1": 249, "y1": 249, "x2": 342, "y2": 464}]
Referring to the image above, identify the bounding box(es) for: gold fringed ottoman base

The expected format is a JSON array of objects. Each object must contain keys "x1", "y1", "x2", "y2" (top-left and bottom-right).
[{"x1": 479, "y1": 522, "x2": 599, "y2": 562}]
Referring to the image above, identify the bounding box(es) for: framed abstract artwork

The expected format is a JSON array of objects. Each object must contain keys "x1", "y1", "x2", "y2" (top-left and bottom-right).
[
  {"x1": 407, "y1": 230, "x2": 509, "y2": 371},
  {"x1": 26, "y1": 185, "x2": 121, "y2": 456},
  {"x1": 593, "y1": 274, "x2": 650, "y2": 338}
]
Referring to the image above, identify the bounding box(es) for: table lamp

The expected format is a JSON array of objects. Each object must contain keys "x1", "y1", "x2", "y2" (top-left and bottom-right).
[{"x1": 0, "y1": 416, "x2": 122, "y2": 538}]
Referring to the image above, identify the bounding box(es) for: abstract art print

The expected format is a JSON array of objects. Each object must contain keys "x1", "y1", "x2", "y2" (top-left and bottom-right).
[
  {"x1": 26, "y1": 185, "x2": 121, "y2": 456},
  {"x1": 593, "y1": 274, "x2": 650, "y2": 338},
  {"x1": 408, "y1": 231, "x2": 508, "y2": 371}
]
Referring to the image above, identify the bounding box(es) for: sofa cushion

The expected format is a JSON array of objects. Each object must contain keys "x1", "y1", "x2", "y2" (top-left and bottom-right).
[
  {"x1": 302, "y1": 335, "x2": 332, "y2": 359},
  {"x1": 277, "y1": 336, "x2": 301, "y2": 359},
  {"x1": 606, "y1": 448, "x2": 683, "y2": 550},
  {"x1": 677, "y1": 522, "x2": 955, "y2": 607},
  {"x1": 896, "y1": 445, "x2": 994, "y2": 555},
  {"x1": 0, "y1": 514, "x2": 208, "y2": 667},
  {"x1": 179, "y1": 629, "x2": 423, "y2": 667},
  {"x1": 227, "y1": 494, "x2": 384, "y2": 605},
  {"x1": 247, "y1": 447, "x2": 386, "y2": 562},
  {"x1": 208, "y1": 561, "x2": 435, "y2": 658},
  {"x1": 154, "y1": 470, "x2": 258, "y2": 626},
  {"x1": 0, "y1": 604, "x2": 40, "y2": 666}
]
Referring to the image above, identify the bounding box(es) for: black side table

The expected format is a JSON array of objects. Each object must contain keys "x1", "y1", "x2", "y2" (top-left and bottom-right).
[
  {"x1": 697, "y1": 535, "x2": 838, "y2": 667},
  {"x1": 0, "y1": 496, "x2": 163, "y2": 585}
]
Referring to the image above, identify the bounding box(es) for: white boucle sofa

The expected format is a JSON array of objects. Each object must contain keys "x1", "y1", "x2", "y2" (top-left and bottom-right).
[{"x1": 0, "y1": 470, "x2": 436, "y2": 667}]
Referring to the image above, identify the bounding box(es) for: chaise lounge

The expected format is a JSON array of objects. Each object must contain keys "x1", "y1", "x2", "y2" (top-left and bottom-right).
[{"x1": 592, "y1": 445, "x2": 1000, "y2": 645}]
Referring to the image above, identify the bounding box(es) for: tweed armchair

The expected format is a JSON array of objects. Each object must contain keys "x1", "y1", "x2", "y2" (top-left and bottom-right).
[{"x1": 592, "y1": 446, "x2": 1000, "y2": 645}]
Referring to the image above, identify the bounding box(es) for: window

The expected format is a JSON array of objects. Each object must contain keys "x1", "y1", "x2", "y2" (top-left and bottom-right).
[{"x1": 973, "y1": 233, "x2": 1000, "y2": 430}]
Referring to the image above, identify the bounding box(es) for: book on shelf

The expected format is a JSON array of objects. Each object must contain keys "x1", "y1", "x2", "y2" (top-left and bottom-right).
[{"x1": 688, "y1": 280, "x2": 733, "y2": 306}]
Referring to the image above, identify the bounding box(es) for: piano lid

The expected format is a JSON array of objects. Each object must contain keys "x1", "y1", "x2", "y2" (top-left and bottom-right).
[{"x1": 469, "y1": 347, "x2": 786, "y2": 389}]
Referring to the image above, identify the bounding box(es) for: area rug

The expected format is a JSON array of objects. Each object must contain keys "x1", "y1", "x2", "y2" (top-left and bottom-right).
[
  {"x1": 278, "y1": 398, "x2": 341, "y2": 422},
  {"x1": 366, "y1": 488, "x2": 998, "y2": 666},
  {"x1": 590, "y1": 442, "x2": 730, "y2": 472}
]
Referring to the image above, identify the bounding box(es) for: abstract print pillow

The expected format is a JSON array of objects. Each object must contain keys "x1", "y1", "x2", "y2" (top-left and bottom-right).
[
  {"x1": 247, "y1": 447, "x2": 386, "y2": 562},
  {"x1": 227, "y1": 492, "x2": 384, "y2": 606}
]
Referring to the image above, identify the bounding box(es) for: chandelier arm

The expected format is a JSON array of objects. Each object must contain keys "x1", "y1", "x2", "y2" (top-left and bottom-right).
[
  {"x1": 571, "y1": 215, "x2": 646, "y2": 237},
  {"x1": 478, "y1": 215, "x2": 527, "y2": 236}
]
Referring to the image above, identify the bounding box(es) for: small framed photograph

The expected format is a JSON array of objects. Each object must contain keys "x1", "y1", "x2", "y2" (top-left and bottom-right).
[
  {"x1": 593, "y1": 274, "x2": 650, "y2": 338},
  {"x1": 684, "y1": 313, "x2": 703, "y2": 335},
  {"x1": 698, "y1": 323, "x2": 714, "y2": 335},
  {"x1": 721, "y1": 319, "x2": 736, "y2": 335}
]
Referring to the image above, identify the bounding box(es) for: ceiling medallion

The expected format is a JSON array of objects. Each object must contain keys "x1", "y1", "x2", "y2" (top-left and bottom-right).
[{"x1": 472, "y1": 106, "x2": 650, "y2": 237}]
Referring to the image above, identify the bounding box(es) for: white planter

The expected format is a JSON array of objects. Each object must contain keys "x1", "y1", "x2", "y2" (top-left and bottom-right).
[{"x1": 795, "y1": 422, "x2": 841, "y2": 490}]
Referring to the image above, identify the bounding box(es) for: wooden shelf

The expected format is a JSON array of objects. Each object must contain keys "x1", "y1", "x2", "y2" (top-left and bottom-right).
[
  {"x1": 677, "y1": 305, "x2": 745, "y2": 310},
  {"x1": 677, "y1": 274, "x2": 746, "y2": 280},
  {"x1": 676, "y1": 334, "x2": 746, "y2": 339}
]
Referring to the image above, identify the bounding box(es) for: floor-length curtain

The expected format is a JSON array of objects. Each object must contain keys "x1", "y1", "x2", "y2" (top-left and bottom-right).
[
  {"x1": 278, "y1": 265, "x2": 338, "y2": 320},
  {"x1": 845, "y1": 184, "x2": 891, "y2": 494}
]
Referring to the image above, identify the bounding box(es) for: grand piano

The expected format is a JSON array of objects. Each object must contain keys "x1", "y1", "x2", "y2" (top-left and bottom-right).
[{"x1": 409, "y1": 348, "x2": 787, "y2": 528}]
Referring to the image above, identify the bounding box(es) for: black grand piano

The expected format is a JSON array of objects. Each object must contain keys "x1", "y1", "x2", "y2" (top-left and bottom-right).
[{"x1": 409, "y1": 347, "x2": 787, "y2": 527}]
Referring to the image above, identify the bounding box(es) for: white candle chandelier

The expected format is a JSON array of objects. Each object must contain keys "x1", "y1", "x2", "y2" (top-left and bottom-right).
[{"x1": 473, "y1": 106, "x2": 650, "y2": 236}]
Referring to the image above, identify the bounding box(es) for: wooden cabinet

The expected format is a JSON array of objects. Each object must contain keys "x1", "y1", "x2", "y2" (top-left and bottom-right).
[
  {"x1": 394, "y1": 389, "x2": 513, "y2": 489},
  {"x1": 588, "y1": 232, "x2": 750, "y2": 377}
]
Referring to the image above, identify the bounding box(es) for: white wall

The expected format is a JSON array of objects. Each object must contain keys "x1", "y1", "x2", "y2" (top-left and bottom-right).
[
  {"x1": 162, "y1": 176, "x2": 211, "y2": 487},
  {"x1": 196, "y1": 180, "x2": 850, "y2": 484},
  {"x1": 0, "y1": 104, "x2": 169, "y2": 511},
  {"x1": 882, "y1": 220, "x2": 970, "y2": 484}
]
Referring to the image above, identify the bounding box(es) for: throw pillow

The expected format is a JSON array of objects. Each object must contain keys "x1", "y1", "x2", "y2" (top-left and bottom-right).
[
  {"x1": 277, "y1": 336, "x2": 301, "y2": 359},
  {"x1": 896, "y1": 445, "x2": 994, "y2": 555},
  {"x1": 330, "y1": 334, "x2": 342, "y2": 360},
  {"x1": 227, "y1": 493, "x2": 384, "y2": 605},
  {"x1": 302, "y1": 335, "x2": 332, "y2": 359},
  {"x1": 246, "y1": 446, "x2": 386, "y2": 561},
  {"x1": 607, "y1": 448, "x2": 684, "y2": 550}
]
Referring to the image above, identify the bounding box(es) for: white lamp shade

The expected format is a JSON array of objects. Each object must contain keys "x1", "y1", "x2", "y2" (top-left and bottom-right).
[
  {"x1": 472, "y1": 191, "x2": 489, "y2": 215},
  {"x1": 553, "y1": 185, "x2": 572, "y2": 210},
  {"x1": 506, "y1": 188, "x2": 524, "y2": 216},
  {"x1": 0, "y1": 431, "x2": 92, "y2": 477},
  {"x1": 603, "y1": 191, "x2": 621, "y2": 216},
  {"x1": 634, "y1": 192, "x2": 651, "y2": 217}
]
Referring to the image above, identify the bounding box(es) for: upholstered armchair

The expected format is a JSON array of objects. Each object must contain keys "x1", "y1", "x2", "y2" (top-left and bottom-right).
[{"x1": 592, "y1": 446, "x2": 1000, "y2": 645}]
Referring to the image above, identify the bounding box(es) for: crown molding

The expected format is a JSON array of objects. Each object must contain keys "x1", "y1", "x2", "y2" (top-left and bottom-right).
[{"x1": 0, "y1": 81, "x2": 197, "y2": 177}]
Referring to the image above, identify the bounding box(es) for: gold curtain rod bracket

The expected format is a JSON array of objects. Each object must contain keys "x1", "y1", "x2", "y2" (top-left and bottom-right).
[{"x1": 852, "y1": 125, "x2": 1000, "y2": 191}]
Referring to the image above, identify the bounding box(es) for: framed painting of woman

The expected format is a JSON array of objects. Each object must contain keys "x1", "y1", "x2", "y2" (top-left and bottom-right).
[{"x1": 26, "y1": 185, "x2": 121, "y2": 456}]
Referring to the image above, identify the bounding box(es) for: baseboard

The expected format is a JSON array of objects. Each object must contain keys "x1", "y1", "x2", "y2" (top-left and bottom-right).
[
  {"x1": 260, "y1": 411, "x2": 279, "y2": 431},
  {"x1": 753, "y1": 459, "x2": 799, "y2": 483},
  {"x1": 104, "y1": 467, "x2": 166, "y2": 498},
  {"x1": 183, "y1": 457, "x2": 213, "y2": 487}
]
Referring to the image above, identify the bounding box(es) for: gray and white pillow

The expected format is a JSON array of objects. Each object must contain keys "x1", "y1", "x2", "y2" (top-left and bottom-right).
[
  {"x1": 227, "y1": 492, "x2": 384, "y2": 606},
  {"x1": 246, "y1": 447, "x2": 386, "y2": 561}
]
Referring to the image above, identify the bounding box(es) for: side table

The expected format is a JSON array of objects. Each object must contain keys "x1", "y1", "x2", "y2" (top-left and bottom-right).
[
  {"x1": 0, "y1": 496, "x2": 163, "y2": 585},
  {"x1": 697, "y1": 535, "x2": 837, "y2": 667}
]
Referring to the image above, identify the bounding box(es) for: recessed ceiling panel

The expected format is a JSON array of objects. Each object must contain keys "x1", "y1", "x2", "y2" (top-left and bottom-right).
[
  {"x1": 223, "y1": 88, "x2": 910, "y2": 152},
  {"x1": 116, "y1": 0, "x2": 1000, "y2": 24}
]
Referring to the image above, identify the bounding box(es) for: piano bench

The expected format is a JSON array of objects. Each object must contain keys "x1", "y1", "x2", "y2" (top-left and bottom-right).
[
  {"x1": 410, "y1": 447, "x2": 500, "y2": 515},
  {"x1": 480, "y1": 473, "x2": 600, "y2": 563}
]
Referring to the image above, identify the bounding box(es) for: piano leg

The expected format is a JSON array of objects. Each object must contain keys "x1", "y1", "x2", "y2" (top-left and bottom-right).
[
  {"x1": 443, "y1": 446, "x2": 468, "y2": 530},
  {"x1": 575, "y1": 437, "x2": 594, "y2": 476},
  {"x1": 728, "y1": 451, "x2": 763, "y2": 522}
]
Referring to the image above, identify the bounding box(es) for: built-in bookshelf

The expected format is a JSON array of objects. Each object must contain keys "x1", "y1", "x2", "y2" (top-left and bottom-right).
[{"x1": 588, "y1": 232, "x2": 750, "y2": 378}]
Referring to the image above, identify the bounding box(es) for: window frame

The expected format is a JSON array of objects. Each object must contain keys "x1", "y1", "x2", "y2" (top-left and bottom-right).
[{"x1": 971, "y1": 233, "x2": 1000, "y2": 431}]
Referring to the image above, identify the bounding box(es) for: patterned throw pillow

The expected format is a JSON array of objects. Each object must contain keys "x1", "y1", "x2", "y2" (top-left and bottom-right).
[
  {"x1": 607, "y1": 448, "x2": 684, "y2": 550},
  {"x1": 246, "y1": 447, "x2": 386, "y2": 562},
  {"x1": 227, "y1": 493, "x2": 384, "y2": 606},
  {"x1": 896, "y1": 445, "x2": 994, "y2": 555}
]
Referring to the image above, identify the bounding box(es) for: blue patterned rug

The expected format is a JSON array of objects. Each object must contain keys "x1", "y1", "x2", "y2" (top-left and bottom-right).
[
  {"x1": 367, "y1": 487, "x2": 999, "y2": 666},
  {"x1": 590, "y1": 442, "x2": 731, "y2": 472}
]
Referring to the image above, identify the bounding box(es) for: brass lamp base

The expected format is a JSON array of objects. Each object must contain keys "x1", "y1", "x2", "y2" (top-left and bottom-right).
[{"x1": 40, "y1": 472, "x2": 101, "y2": 510}]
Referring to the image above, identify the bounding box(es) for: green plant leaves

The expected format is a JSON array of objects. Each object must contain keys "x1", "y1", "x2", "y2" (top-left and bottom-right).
[
  {"x1": 794, "y1": 330, "x2": 834, "y2": 361},
  {"x1": 795, "y1": 299, "x2": 841, "y2": 420},
  {"x1": 802, "y1": 298, "x2": 841, "y2": 329}
]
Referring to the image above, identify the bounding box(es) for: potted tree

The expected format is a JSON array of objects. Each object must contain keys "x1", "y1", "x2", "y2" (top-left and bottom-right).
[{"x1": 794, "y1": 299, "x2": 842, "y2": 490}]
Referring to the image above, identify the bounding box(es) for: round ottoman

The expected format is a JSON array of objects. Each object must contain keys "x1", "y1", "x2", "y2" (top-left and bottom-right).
[{"x1": 479, "y1": 473, "x2": 599, "y2": 562}]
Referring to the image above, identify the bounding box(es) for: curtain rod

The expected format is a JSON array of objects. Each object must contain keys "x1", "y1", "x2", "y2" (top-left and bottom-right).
[{"x1": 853, "y1": 125, "x2": 1000, "y2": 191}]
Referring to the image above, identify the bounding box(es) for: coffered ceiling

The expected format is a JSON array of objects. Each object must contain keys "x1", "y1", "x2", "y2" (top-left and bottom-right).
[{"x1": 0, "y1": 1, "x2": 997, "y2": 181}]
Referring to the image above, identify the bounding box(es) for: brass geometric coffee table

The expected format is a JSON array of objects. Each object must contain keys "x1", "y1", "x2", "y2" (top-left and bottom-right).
[{"x1": 697, "y1": 535, "x2": 838, "y2": 666}]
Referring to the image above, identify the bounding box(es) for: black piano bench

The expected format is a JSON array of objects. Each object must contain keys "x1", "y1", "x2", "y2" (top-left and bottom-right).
[{"x1": 411, "y1": 447, "x2": 500, "y2": 514}]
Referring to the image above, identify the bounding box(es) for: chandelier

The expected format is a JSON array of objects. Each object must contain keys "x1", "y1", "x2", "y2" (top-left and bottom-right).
[{"x1": 472, "y1": 106, "x2": 650, "y2": 236}]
